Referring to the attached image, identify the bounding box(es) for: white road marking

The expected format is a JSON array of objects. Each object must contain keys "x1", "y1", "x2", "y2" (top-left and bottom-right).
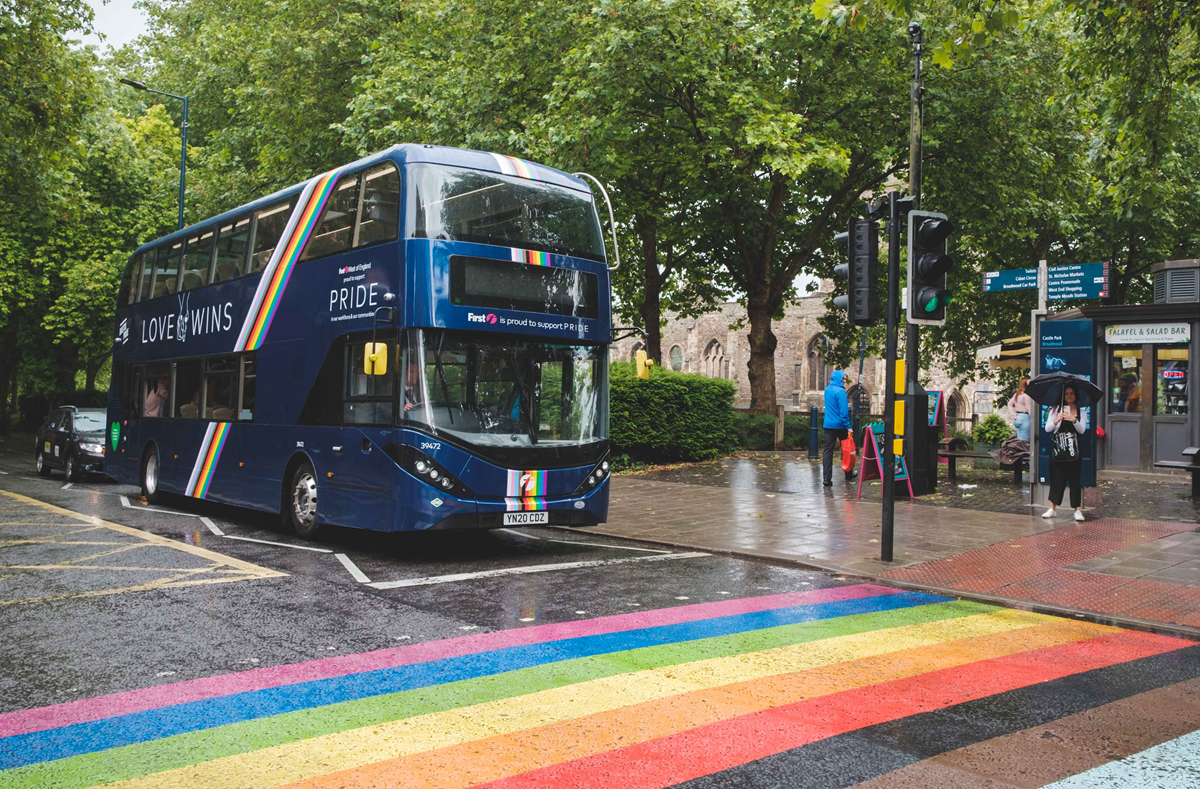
[
  {"x1": 61, "y1": 482, "x2": 73, "y2": 490},
  {"x1": 498, "y1": 528, "x2": 540, "y2": 540},
  {"x1": 0, "y1": 470, "x2": 10, "y2": 474},
  {"x1": 335, "y1": 553, "x2": 370, "y2": 583},
  {"x1": 220, "y1": 535, "x2": 332, "y2": 553},
  {"x1": 200, "y1": 517, "x2": 224, "y2": 536},
  {"x1": 539, "y1": 537, "x2": 669, "y2": 553},
  {"x1": 119, "y1": 494, "x2": 199, "y2": 518},
  {"x1": 368, "y1": 551, "x2": 711, "y2": 590}
]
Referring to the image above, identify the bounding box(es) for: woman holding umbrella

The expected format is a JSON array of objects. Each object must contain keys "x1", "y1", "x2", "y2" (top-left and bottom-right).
[
  {"x1": 1043, "y1": 383, "x2": 1088, "y2": 521},
  {"x1": 1025, "y1": 372, "x2": 1103, "y2": 522}
]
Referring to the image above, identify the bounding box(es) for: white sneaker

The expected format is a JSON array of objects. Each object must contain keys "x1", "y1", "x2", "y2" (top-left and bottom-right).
[
  {"x1": 1042, "y1": 508, "x2": 1056, "y2": 519},
  {"x1": 1074, "y1": 510, "x2": 1085, "y2": 522}
]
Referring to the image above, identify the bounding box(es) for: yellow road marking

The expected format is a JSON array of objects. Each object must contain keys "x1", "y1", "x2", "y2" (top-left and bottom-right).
[{"x1": 0, "y1": 489, "x2": 285, "y2": 606}]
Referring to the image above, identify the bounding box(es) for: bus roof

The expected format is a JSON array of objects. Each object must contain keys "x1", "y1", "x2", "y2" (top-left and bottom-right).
[{"x1": 132, "y1": 145, "x2": 593, "y2": 257}]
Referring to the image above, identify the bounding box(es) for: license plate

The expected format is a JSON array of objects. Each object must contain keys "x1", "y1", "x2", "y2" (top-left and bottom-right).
[{"x1": 503, "y1": 511, "x2": 548, "y2": 526}]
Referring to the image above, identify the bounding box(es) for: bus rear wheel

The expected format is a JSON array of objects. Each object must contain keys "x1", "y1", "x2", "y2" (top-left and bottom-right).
[
  {"x1": 141, "y1": 447, "x2": 163, "y2": 504},
  {"x1": 289, "y1": 462, "x2": 321, "y2": 538}
]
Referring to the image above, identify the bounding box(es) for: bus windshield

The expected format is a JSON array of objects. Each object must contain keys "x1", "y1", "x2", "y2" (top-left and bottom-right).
[
  {"x1": 407, "y1": 164, "x2": 606, "y2": 262},
  {"x1": 401, "y1": 330, "x2": 608, "y2": 451}
]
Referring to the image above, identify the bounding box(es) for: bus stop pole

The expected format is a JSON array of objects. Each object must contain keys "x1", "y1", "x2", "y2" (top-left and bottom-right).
[{"x1": 1029, "y1": 259, "x2": 1047, "y2": 507}]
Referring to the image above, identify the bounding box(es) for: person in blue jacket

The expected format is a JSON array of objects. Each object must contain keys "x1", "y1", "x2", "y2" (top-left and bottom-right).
[{"x1": 823, "y1": 369, "x2": 856, "y2": 486}]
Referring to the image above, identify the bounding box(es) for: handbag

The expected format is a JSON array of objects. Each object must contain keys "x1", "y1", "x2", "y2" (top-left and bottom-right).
[
  {"x1": 1051, "y1": 426, "x2": 1080, "y2": 462},
  {"x1": 841, "y1": 434, "x2": 857, "y2": 473}
]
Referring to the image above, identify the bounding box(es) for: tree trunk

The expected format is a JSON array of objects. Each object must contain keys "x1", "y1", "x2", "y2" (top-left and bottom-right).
[
  {"x1": 85, "y1": 366, "x2": 97, "y2": 393},
  {"x1": 0, "y1": 366, "x2": 8, "y2": 437},
  {"x1": 635, "y1": 214, "x2": 664, "y2": 365},
  {"x1": 745, "y1": 292, "x2": 778, "y2": 413}
]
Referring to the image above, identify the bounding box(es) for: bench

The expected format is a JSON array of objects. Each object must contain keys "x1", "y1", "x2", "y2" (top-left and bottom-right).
[
  {"x1": 1153, "y1": 447, "x2": 1200, "y2": 497},
  {"x1": 940, "y1": 450, "x2": 1028, "y2": 483}
]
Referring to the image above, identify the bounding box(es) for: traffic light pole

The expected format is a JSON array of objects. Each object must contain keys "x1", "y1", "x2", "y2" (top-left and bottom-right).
[
  {"x1": 881, "y1": 190, "x2": 901, "y2": 562},
  {"x1": 904, "y1": 22, "x2": 925, "y2": 487}
]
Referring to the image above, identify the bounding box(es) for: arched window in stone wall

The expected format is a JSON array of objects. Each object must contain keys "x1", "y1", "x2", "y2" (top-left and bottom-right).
[
  {"x1": 669, "y1": 345, "x2": 684, "y2": 371},
  {"x1": 703, "y1": 339, "x2": 725, "y2": 379},
  {"x1": 807, "y1": 334, "x2": 830, "y2": 391},
  {"x1": 630, "y1": 341, "x2": 645, "y2": 362},
  {"x1": 947, "y1": 391, "x2": 968, "y2": 433},
  {"x1": 847, "y1": 384, "x2": 871, "y2": 420}
]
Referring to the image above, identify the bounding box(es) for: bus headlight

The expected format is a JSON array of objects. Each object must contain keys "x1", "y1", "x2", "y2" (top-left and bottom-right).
[
  {"x1": 390, "y1": 444, "x2": 474, "y2": 499},
  {"x1": 574, "y1": 455, "x2": 611, "y2": 494}
]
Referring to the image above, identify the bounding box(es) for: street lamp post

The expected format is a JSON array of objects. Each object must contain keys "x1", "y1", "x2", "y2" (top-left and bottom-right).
[{"x1": 120, "y1": 78, "x2": 188, "y2": 231}]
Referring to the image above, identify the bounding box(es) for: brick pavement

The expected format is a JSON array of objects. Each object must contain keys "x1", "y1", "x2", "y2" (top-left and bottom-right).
[{"x1": 595, "y1": 456, "x2": 1200, "y2": 635}]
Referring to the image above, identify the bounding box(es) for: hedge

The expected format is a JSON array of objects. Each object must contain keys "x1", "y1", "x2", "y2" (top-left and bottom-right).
[
  {"x1": 731, "y1": 412, "x2": 812, "y2": 450},
  {"x1": 609, "y1": 362, "x2": 737, "y2": 463}
]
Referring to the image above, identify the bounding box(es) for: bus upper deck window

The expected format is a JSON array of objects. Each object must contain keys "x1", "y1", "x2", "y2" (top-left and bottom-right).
[
  {"x1": 153, "y1": 243, "x2": 182, "y2": 299},
  {"x1": 355, "y1": 164, "x2": 400, "y2": 248},
  {"x1": 137, "y1": 251, "x2": 155, "y2": 303},
  {"x1": 251, "y1": 200, "x2": 294, "y2": 273},
  {"x1": 214, "y1": 217, "x2": 250, "y2": 282},
  {"x1": 122, "y1": 254, "x2": 141, "y2": 306},
  {"x1": 180, "y1": 231, "x2": 215, "y2": 291},
  {"x1": 302, "y1": 174, "x2": 358, "y2": 261}
]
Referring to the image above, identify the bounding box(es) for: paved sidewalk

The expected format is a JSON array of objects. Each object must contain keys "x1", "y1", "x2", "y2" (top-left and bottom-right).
[{"x1": 596, "y1": 456, "x2": 1200, "y2": 635}]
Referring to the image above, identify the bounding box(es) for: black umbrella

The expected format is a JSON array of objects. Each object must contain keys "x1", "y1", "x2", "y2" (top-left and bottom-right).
[{"x1": 1025, "y1": 372, "x2": 1104, "y2": 409}]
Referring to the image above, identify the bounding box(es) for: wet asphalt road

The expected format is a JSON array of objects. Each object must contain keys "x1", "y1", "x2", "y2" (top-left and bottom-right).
[{"x1": 2, "y1": 449, "x2": 1200, "y2": 788}]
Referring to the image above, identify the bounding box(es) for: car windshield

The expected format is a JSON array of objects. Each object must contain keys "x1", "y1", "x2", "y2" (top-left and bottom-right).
[
  {"x1": 406, "y1": 163, "x2": 606, "y2": 262},
  {"x1": 400, "y1": 330, "x2": 608, "y2": 449},
  {"x1": 74, "y1": 412, "x2": 106, "y2": 431}
]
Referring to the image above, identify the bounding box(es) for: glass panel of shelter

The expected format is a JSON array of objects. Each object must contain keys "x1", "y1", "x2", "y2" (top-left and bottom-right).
[{"x1": 1110, "y1": 346, "x2": 1143, "y2": 414}]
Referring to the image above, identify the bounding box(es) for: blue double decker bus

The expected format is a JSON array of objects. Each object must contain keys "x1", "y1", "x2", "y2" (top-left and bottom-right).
[{"x1": 105, "y1": 145, "x2": 614, "y2": 537}]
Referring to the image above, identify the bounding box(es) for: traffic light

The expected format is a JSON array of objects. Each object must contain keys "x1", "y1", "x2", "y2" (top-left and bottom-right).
[
  {"x1": 832, "y1": 217, "x2": 879, "y2": 326},
  {"x1": 906, "y1": 210, "x2": 954, "y2": 325}
]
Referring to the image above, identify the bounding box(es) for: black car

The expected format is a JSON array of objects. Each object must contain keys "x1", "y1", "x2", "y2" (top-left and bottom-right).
[{"x1": 35, "y1": 407, "x2": 107, "y2": 481}]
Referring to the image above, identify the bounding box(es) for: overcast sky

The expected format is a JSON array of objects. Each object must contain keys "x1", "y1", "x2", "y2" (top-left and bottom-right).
[{"x1": 81, "y1": 0, "x2": 148, "y2": 50}]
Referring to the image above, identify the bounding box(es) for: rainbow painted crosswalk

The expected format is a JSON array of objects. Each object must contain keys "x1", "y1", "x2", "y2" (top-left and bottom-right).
[{"x1": 1, "y1": 585, "x2": 1197, "y2": 788}]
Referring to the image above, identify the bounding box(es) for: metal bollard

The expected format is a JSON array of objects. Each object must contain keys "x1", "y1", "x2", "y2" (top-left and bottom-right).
[{"x1": 808, "y1": 405, "x2": 820, "y2": 458}]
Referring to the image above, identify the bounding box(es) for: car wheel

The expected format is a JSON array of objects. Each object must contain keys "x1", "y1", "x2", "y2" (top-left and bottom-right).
[
  {"x1": 36, "y1": 448, "x2": 51, "y2": 477},
  {"x1": 288, "y1": 462, "x2": 321, "y2": 538},
  {"x1": 64, "y1": 452, "x2": 81, "y2": 483},
  {"x1": 141, "y1": 446, "x2": 163, "y2": 504}
]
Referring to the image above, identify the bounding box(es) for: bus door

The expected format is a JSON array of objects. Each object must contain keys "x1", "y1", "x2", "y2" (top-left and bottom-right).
[{"x1": 320, "y1": 341, "x2": 399, "y2": 530}]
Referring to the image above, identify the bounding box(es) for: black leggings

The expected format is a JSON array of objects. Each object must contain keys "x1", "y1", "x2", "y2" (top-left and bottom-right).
[{"x1": 1049, "y1": 458, "x2": 1082, "y2": 509}]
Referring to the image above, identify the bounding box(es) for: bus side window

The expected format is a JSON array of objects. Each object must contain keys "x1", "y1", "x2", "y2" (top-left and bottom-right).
[
  {"x1": 344, "y1": 342, "x2": 394, "y2": 424},
  {"x1": 137, "y1": 250, "x2": 156, "y2": 303},
  {"x1": 120, "y1": 254, "x2": 141, "y2": 306},
  {"x1": 180, "y1": 231, "x2": 215, "y2": 291},
  {"x1": 143, "y1": 363, "x2": 170, "y2": 418},
  {"x1": 354, "y1": 164, "x2": 400, "y2": 248},
  {"x1": 302, "y1": 174, "x2": 359, "y2": 261},
  {"x1": 174, "y1": 360, "x2": 202, "y2": 419},
  {"x1": 153, "y1": 242, "x2": 182, "y2": 299},
  {"x1": 204, "y1": 357, "x2": 237, "y2": 420},
  {"x1": 250, "y1": 200, "x2": 294, "y2": 273},
  {"x1": 239, "y1": 355, "x2": 256, "y2": 421},
  {"x1": 214, "y1": 217, "x2": 250, "y2": 283},
  {"x1": 126, "y1": 365, "x2": 144, "y2": 418}
]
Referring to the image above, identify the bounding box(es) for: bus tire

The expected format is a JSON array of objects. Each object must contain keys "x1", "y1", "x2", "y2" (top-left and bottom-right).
[
  {"x1": 141, "y1": 446, "x2": 163, "y2": 504},
  {"x1": 288, "y1": 461, "x2": 321, "y2": 538}
]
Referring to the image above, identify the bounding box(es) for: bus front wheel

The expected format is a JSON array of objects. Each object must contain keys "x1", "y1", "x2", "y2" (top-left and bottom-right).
[
  {"x1": 141, "y1": 447, "x2": 163, "y2": 504},
  {"x1": 289, "y1": 462, "x2": 321, "y2": 538}
]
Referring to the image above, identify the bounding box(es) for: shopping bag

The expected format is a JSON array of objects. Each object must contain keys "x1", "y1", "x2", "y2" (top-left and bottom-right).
[
  {"x1": 841, "y1": 434, "x2": 857, "y2": 473},
  {"x1": 1051, "y1": 429, "x2": 1080, "y2": 462}
]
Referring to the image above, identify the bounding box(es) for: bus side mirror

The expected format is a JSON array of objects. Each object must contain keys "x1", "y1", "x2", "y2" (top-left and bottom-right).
[
  {"x1": 636, "y1": 349, "x2": 653, "y2": 380},
  {"x1": 364, "y1": 343, "x2": 388, "y2": 375}
]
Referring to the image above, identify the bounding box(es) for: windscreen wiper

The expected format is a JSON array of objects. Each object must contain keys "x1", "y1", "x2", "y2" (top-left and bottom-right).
[{"x1": 433, "y1": 331, "x2": 454, "y2": 425}]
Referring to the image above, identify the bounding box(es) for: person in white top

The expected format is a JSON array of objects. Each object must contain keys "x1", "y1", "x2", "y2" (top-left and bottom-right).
[
  {"x1": 1007, "y1": 377, "x2": 1034, "y2": 442},
  {"x1": 1043, "y1": 384, "x2": 1088, "y2": 521}
]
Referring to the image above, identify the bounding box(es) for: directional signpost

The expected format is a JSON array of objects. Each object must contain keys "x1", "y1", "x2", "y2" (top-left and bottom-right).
[{"x1": 982, "y1": 261, "x2": 1109, "y2": 302}]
